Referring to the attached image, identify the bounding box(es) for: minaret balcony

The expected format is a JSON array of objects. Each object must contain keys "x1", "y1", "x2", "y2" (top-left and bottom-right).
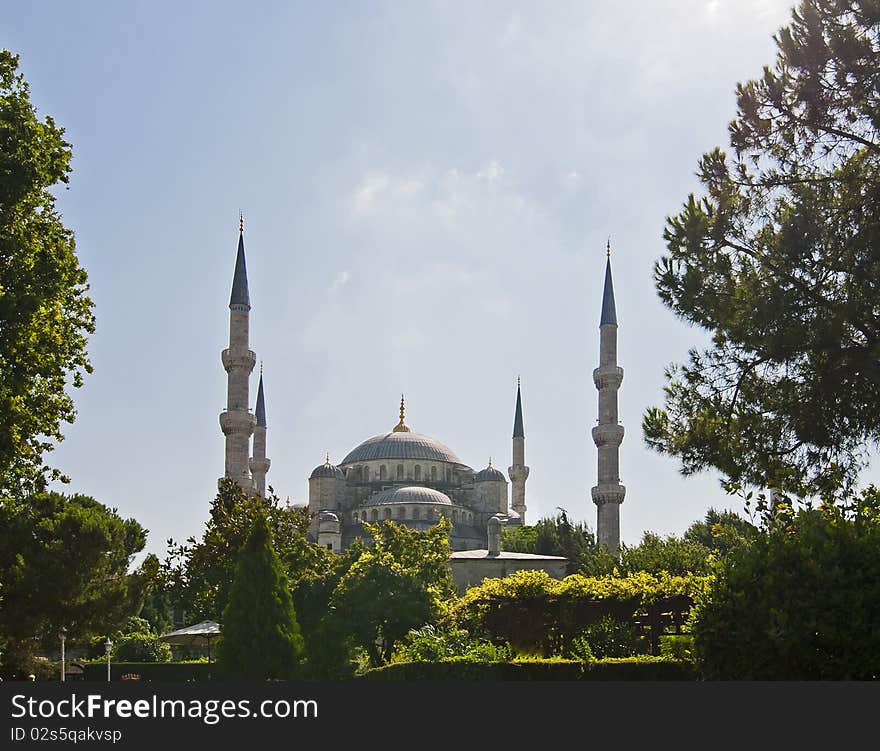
[
  {"x1": 219, "y1": 410, "x2": 257, "y2": 435},
  {"x1": 221, "y1": 348, "x2": 257, "y2": 372},
  {"x1": 593, "y1": 366, "x2": 624, "y2": 390},
  {"x1": 591, "y1": 423, "x2": 625, "y2": 447},
  {"x1": 249, "y1": 457, "x2": 271, "y2": 473},
  {"x1": 508, "y1": 465, "x2": 530, "y2": 482},
  {"x1": 591, "y1": 484, "x2": 626, "y2": 506}
]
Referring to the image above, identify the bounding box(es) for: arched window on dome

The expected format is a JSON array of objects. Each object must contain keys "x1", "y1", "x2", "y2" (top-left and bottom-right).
[
  {"x1": 413, "y1": 507, "x2": 421, "y2": 520},
  {"x1": 379, "y1": 465, "x2": 387, "y2": 481},
  {"x1": 384, "y1": 507, "x2": 391, "y2": 519},
  {"x1": 361, "y1": 465, "x2": 369, "y2": 482},
  {"x1": 370, "y1": 509, "x2": 379, "y2": 521},
  {"x1": 414, "y1": 465, "x2": 421, "y2": 482},
  {"x1": 395, "y1": 506, "x2": 404, "y2": 519},
  {"x1": 397, "y1": 464, "x2": 404, "y2": 480},
  {"x1": 431, "y1": 466, "x2": 437, "y2": 482}
]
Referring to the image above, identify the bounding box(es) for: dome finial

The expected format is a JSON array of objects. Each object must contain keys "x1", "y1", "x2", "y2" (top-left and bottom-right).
[
  {"x1": 325, "y1": 452, "x2": 331, "y2": 466},
  {"x1": 239, "y1": 211, "x2": 244, "y2": 235},
  {"x1": 488, "y1": 456, "x2": 492, "y2": 468},
  {"x1": 393, "y1": 393, "x2": 410, "y2": 432},
  {"x1": 607, "y1": 235, "x2": 611, "y2": 258}
]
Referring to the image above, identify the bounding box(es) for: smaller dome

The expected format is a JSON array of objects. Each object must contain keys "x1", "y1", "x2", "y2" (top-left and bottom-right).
[
  {"x1": 310, "y1": 455, "x2": 345, "y2": 480},
  {"x1": 317, "y1": 510, "x2": 339, "y2": 523},
  {"x1": 364, "y1": 486, "x2": 453, "y2": 506},
  {"x1": 475, "y1": 462, "x2": 506, "y2": 482}
]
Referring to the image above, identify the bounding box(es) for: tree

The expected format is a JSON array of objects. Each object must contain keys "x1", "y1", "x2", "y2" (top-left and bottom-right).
[
  {"x1": 163, "y1": 478, "x2": 337, "y2": 621},
  {"x1": 683, "y1": 508, "x2": 757, "y2": 557},
  {"x1": 0, "y1": 491, "x2": 146, "y2": 671},
  {"x1": 501, "y1": 511, "x2": 606, "y2": 574},
  {"x1": 216, "y1": 515, "x2": 304, "y2": 680},
  {"x1": 643, "y1": 1, "x2": 880, "y2": 501},
  {"x1": 692, "y1": 491, "x2": 880, "y2": 679},
  {"x1": 0, "y1": 51, "x2": 95, "y2": 497},
  {"x1": 329, "y1": 518, "x2": 455, "y2": 666},
  {"x1": 616, "y1": 532, "x2": 712, "y2": 577}
]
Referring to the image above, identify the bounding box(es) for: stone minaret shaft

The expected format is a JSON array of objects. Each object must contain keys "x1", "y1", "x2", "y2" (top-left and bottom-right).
[
  {"x1": 508, "y1": 380, "x2": 529, "y2": 522},
  {"x1": 591, "y1": 252, "x2": 625, "y2": 552},
  {"x1": 219, "y1": 224, "x2": 256, "y2": 491},
  {"x1": 250, "y1": 369, "x2": 270, "y2": 496}
]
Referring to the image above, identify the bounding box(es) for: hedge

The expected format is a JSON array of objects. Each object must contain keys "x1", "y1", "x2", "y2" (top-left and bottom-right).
[
  {"x1": 362, "y1": 658, "x2": 696, "y2": 681},
  {"x1": 79, "y1": 662, "x2": 215, "y2": 682}
]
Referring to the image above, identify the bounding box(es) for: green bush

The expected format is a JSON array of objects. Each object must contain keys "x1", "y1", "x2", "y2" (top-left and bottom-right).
[
  {"x1": 692, "y1": 501, "x2": 880, "y2": 679},
  {"x1": 363, "y1": 657, "x2": 696, "y2": 681},
  {"x1": 80, "y1": 661, "x2": 214, "y2": 681},
  {"x1": 577, "y1": 615, "x2": 644, "y2": 659},
  {"x1": 113, "y1": 633, "x2": 172, "y2": 663},
  {"x1": 659, "y1": 634, "x2": 693, "y2": 662},
  {"x1": 395, "y1": 624, "x2": 511, "y2": 663}
]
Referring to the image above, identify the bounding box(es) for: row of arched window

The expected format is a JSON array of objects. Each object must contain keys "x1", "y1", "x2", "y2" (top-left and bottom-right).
[
  {"x1": 355, "y1": 464, "x2": 452, "y2": 483},
  {"x1": 352, "y1": 506, "x2": 474, "y2": 525}
]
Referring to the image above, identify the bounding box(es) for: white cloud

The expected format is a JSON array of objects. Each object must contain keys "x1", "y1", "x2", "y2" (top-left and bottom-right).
[
  {"x1": 330, "y1": 270, "x2": 350, "y2": 291},
  {"x1": 350, "y1": 170, "x2": 423, "y2": 216}
]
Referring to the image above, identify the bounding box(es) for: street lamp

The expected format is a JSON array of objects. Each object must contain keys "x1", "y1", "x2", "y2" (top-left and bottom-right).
[
  {"x1": 60, "y1": 627, "x2": 67, "y2": 683},
  {"x1": 104, "y1": 638, "x2": 112, "y2": 682}
]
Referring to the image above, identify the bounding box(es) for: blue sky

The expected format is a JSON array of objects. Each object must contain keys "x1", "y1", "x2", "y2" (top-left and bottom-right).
[{"x1": 4, "y1": 0, "x2": 829, "y2": 558}]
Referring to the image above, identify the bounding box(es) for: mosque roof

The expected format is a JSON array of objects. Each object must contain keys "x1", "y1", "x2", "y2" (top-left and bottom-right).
[
  {"x1": 310, "y1": 456, "x2": 345, "y2": 479},
  {"x1": 255, "y1": 371, "x2": 266, "y2": 427},
  {"x1": 475, "y1": 464, "x2": 506, "y2": 482},
  {"x1": 600, "y1": 255, "x2": 617, "y2": 326},
  {"x1": 363, "y1": 486, "x2": 453, "y2": 506},
  {"x1": 513, "y1": 382, "x2": 524, "y2": 439},
  {"x1": 341, "y1": 431, "x2": 464, "y2": 465}
]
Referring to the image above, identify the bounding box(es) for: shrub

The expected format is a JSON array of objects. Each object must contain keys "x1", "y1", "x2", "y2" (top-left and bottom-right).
[
  {"x1": 577, "y1": 615, "x2": 644, "y2": 659},
  {"x1": 113, "y1": 633, "x2": 172, "y2": 663},
  {"x1": 396, "y1": 624, "x2": 511, "y2": 663},
  {"x1": 692, "y1": 500, "x2": 880, "y2": 679}
]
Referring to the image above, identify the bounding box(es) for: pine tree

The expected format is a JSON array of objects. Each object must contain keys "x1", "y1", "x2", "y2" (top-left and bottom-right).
[{"x1": 216, "y1": 515, "x2": 304, "y2": 679}]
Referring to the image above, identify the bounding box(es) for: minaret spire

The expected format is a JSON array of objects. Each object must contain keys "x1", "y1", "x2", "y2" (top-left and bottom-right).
[
  {"x1": 508, "y1": 378, "x2": 529, "y2": 522},
  {"x1": 591, "y1": 245, "x2": 625, "y2": 552},
  {"x1": 250, "y1": 367, "x2": 271, "y2": 496},
  {"x1": 220, "y1": 219, "x2": 257, "y2": 492}
]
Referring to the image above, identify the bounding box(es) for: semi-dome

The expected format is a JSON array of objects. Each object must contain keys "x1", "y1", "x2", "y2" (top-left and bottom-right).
[
  {"x1": 310, "y1": 456, "x2": 345, "y2": 480},
  {"x1": 341, "y1": 431, "x2": 464, "y2": 465},
  {"x1": 317, "y1": 510, "x2": 339, "y2": 523},
  {"x1": 364, "y1": 486, "x2": 453, "y2": 506}
]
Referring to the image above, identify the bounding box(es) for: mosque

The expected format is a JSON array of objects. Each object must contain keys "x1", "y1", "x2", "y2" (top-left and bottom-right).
[{"x1": 217, "y1": 220, "x2": 626, "y2": 569}]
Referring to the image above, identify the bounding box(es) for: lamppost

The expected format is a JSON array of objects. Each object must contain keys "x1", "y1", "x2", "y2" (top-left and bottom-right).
[
  {"x1": 104, "y1": 638, "x2": 112, "y2": 682},
  {"x1": 60, "y1": 627, "x2": 67, "y2": 683}
]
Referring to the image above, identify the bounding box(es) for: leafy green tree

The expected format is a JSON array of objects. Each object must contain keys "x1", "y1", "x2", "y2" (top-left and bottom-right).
[
  {"x1": 692, "y1": 491, "x2": 880, "y2": 679},
  {"x1": 502, "y1": 511, "x2": 606, "y2": 574},
  {"x1": 163, "y1": 479, "x2": 337, "y2": 621},
  {"x1": 683, "y1": 508, "x2": 757, "y2": 557},
  {"x1": 216, "y1": 515, "x2": 304, "y2": 680},
  {"x1": 0, "y1": 51, "x2": 95, "y2": 497},
  {"x1": 0, "y1": 492, "x2": 146, "y2": 671},
  {"x1": 642, "y1": 0, "x2": 880, "y2": 501},
  {"x1": 329, "y1": 518, "x2": 455, "y2": 666},
  {"x1": 616, "y1": 532, "x2": 712, "y2": 577}
]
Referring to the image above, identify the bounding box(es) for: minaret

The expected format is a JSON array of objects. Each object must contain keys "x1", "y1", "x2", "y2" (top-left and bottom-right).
[
  {"x1": 249, "y1": 364, "x2": 271, "y2": 496},
  {"x1": 219, "y1": 215, "x2": 257, "y2": 491},
  {"x1": 591, "y1": 240, "x2": 625, "y2": 552},
  {"x1": 508, "y1": 377, "x2": 529, "y2": 522}
]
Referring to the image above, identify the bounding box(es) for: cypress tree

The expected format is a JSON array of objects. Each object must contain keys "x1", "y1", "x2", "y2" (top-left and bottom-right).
[{"x1": 216, "y1": 515, "x2": 304, "y2": 679}]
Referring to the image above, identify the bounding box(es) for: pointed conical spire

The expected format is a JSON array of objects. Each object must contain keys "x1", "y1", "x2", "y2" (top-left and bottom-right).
[
  {"x1": 229, "y1": 220, "x2": 251, "y2": 310},
  {"x1": 513, "y1": 379, "x2": 524, "y2": 439},
  {"x1": 255, "y1": 367, "x2": 267, "y2": 428},
  {"x1": 600, "y1": 247, "x2": 617, "y2": 326}
]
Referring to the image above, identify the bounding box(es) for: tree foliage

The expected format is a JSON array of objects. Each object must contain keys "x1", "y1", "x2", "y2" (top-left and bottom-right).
[
  {"x1": 0, "y1": 50, "x2": 95, "y2": 497},
  {"x1": 216, "y1": 515, "x2": 304, "y2": 680},
  {"x1": 643, "y1": 0, "x2": 880, "y2": 500},
  {"x1": 501, "y1": 511, "x2": 604, "y2": 574},
  {"x1": 162, "y1": 479, "x2": 337, "y2": 622},
  {"x1": 692, "y1": 490, "x2": 880, "y2": 679},
  {"x1": 328, "y1": 518, "x2": 455, "y2": 666},
  {"x1": 0, "y1": 492, "x2": 145, "y2": 670}
]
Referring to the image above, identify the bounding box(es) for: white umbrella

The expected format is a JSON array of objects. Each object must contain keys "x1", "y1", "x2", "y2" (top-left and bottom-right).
[{"x1": 159, "y1": 621, "x2": 221, "y2": 661}]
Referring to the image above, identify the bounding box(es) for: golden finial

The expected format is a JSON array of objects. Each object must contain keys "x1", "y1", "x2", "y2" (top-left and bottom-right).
[
  {"x1": 239, "y1": 211, "x2": 244, "y2": 234},
  {"x1": 488, "y1": 457, "x2": 492, "y2": 468},
  {"x1": 606, "y1": 236, "x2": 611, "y2": 258},
  {"x1": 393, "y1": 393, "x2": 410, "y2": 432},
  {"x1": 325, "y1": 452, "x2": 331, "y2": 466}
]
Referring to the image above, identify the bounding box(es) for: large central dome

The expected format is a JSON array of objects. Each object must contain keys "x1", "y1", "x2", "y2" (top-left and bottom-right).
[{"x1": 340, "y1": 431, "x2": 463, "y2": 465}]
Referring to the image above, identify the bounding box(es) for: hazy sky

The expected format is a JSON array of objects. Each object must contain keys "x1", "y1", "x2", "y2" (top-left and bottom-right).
[{"x1": 5, "y1": 0, "x2": 834, "y2": 559}]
